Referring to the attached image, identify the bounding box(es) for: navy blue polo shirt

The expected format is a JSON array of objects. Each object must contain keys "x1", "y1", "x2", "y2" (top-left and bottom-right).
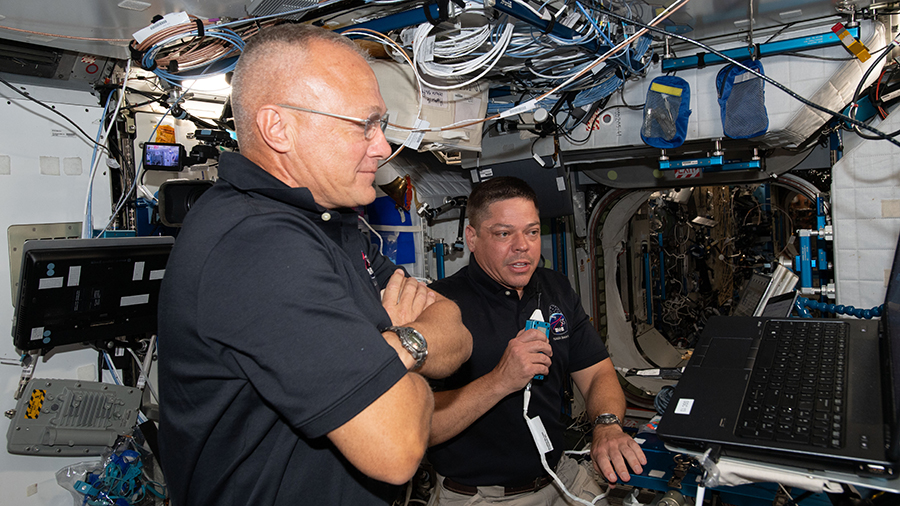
[
  {"x1": 158, "y1": 152, "x2": 407, "y2": 506},
  {"x1": 428, "y1": 255, "x2": 609, "y2": 486}
]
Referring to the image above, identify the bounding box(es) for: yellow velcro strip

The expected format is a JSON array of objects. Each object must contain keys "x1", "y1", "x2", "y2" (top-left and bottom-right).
[{"x1": 650, "y1": 82, "x2": 683, "y2": 97}]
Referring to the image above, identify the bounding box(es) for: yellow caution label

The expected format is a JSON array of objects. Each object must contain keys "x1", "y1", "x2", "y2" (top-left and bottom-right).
[
  {"x1": 833, "y1": 22, "x2": 871, "y2": 62},
  {"x1": 24, "y1": 389, "x2": 45, "y2": 419},
  {"x1": 650, "y1": 82, "x2": 683, "y2": 97}
]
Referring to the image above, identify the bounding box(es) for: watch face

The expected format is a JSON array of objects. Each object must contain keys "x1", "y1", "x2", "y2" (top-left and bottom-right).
[
  {"x1": 390, "y1": 326, "x2": 427, "y2": 369},
  {"x1": 407, "y1": 329, "x2": 426, "y2": 349}
]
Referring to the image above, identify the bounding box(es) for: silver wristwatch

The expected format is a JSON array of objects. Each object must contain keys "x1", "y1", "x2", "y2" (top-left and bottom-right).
[
  {"x1": 386, "y1": 326, "x2": 428, "y2": 370},
  {"x1": 592, "y1": 413, "x2": 622, "y2": 429}
]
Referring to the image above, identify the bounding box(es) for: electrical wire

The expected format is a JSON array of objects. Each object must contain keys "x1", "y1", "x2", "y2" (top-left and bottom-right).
[
  {"x1": 83, "y1": 92, "x2": 116, "y2": 239},
  {"x1": 599, "y1": 7, "x2": 900, "y2": 149},
  {"x1": 130, "y1": 0, "x2": 350, "y2": 85},
  {"x1": 358, "y1": 215, "x2": 385, "y2": 256},
  {"x1": 126, "y1": 347, "x2": 160, "y2": 403},
  {"x1": 96, "y1": 80, "x2": 198, "y2": 237},
  {"x1": 0, "y1": 24, "x2": 131, "y2": 42},
  {"x1": 522, "y1": 382, "x2": 607, "y2": 506},
  {"x1": 0, "y1": 74, "x2": 112, "y2": 155},
  {"x1": 102, "y1": 350, "x2": 148, "y2": 425},
  {"x1": 83, "y1": 59, "x2": 133, "y2": 239},
  {"x1": 388, "y1": 0, "x2": 690, "y2": 136}
]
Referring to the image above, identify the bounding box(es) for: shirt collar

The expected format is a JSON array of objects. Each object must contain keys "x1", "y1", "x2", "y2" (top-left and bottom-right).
[
  {"x1": 217, "y1": 151, "x2": 357, "y2": 240},
  {"x1": 466, "y1": 254, "x2": 539, "y2": 300},
  {"x1": 218, "y1": 152, "x2": 321, "y2": 212}
]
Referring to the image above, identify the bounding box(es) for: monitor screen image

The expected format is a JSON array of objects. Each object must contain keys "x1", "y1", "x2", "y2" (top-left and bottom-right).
[
  {"x1": 142, "y1": 142, "x2": 185, "y2": 171},
  {"x1": 12, "y1": 236, "x2": 174, "y2": 351}
]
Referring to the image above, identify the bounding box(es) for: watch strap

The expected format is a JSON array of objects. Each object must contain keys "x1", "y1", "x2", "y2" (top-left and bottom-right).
[{"x1": 592, "y1": 413, "x2": 622, "y2": 429}]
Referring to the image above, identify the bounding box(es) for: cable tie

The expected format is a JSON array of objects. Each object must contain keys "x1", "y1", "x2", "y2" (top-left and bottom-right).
[
  {"x1": 542, "y1": 12, "x2": 557, "y2": 36},
  {"x1": 194, "y1": 18, "x2": 205, "y2": 38},
  {"x1": 129, "y1": 43, "x2": 150, "y2": 69},
  {"x1": 438, "y1": 0, "x2": 450, "y2": 23},
  {"x1": 423, "y1": 0, "x2": 442, "y2": 26}
]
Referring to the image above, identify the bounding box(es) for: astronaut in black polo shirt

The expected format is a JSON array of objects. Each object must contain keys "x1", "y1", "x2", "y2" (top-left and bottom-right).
[
  {"x1": 158, "y1": 24, "x2": 471, "y2": 506},
  {"x1": 428, "y1": 177, "x2": 646, "y2": 506}
]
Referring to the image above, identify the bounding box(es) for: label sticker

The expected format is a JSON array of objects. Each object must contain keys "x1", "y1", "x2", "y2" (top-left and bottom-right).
[
  {"x1": 674, "y1": 167, "x2": 701, "y2": 179},
  {"x1": 526, "y1": 415, "x2": 554, "y2": 454},
  {"x1": 133, "y1": 11, "x2": 190, "y2": 44},
  {"x1": 39, "y1": 277, "x2": 64, "y2": 290},
  {"x1": 674, "y1": 398, "x2": 695, "y2": 415},
  {"x1": 68, "y1": 266, "x2": 81, "y2": 287},
  {"x1": 403, "y1": 118, "x2": 429, "y2": 150},
  {"x1": 133, "y1": 261, "x2": 145, "y2": 281},
  {"x1": 121, "y1": 294, "x2": 150, "y2": 307}
]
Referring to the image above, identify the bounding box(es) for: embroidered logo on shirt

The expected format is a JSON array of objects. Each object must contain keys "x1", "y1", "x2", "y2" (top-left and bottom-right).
[{"x1": 548, "y1": 304, "x2": 569, "y2": 340}]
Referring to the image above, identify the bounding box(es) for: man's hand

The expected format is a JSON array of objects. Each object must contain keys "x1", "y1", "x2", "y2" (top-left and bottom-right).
[
  {"x1": 590, "y1": 424, "x2": 646, "y2": 485},
  {"x1": 381, "y1": 269, "x2": 435, "y2": 326},
  {"x1": 490, "y1": 327, "x2": 552, "y2": 394}
]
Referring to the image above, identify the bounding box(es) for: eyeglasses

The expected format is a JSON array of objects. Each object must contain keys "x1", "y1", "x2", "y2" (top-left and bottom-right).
[{"x1": 277, "y1": 104, "x2": 389, "y2": 140}]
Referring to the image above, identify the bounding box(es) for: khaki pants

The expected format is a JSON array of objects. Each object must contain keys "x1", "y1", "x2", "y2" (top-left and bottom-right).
[{"x1": 428, "y1": 455, "x2": 608, "y2": 506}]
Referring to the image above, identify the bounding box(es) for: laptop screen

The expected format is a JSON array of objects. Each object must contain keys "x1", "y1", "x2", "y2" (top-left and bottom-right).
[{"x1": 885, "y1": 233, "x2": 900, "y2": 462}]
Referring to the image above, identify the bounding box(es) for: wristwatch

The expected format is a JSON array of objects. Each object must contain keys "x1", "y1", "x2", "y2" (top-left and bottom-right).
[
  {"x1": 386, "y1": 326, "x2": 428, "y2": 370},
  {"x1": 592, "y1": 413, "x2": 622, "y2": 429}
]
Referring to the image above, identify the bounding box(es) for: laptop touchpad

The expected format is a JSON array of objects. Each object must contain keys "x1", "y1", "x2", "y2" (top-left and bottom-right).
[{"x1": 701, "y1": 337, "x2": 753, "y2": 369}]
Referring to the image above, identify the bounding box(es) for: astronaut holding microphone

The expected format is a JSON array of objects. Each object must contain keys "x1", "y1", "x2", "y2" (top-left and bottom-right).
[{"x1": 426, "y1": 176, "x2": 646, "y2": 506}]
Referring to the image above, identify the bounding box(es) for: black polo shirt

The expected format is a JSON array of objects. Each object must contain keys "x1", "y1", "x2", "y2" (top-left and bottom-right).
[
  {"x1": 428, "y1": 255, "x2": 609, "y2": 486},
  {"x1": 158, "y1": 152, "x2": 407, "y2": 506}
]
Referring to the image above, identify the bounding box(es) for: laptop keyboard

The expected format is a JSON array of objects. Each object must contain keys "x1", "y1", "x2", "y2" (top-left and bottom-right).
[{"x1": 736, "y1": 319, "x2": 848, "y2": 448}]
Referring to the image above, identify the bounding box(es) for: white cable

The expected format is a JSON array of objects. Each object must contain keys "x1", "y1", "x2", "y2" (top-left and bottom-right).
[
  {"x1": 102, "y1": 350, "x2": 123, "y2": 386},
  {"x1": 522, "y1": 381, "x2": 607, "y2": 506},
  {"x1": 102, "y1": 350, "x2": 148, "y2": 425},
  {"x1": 358, "y1": 215, "x2": 384, "y2": 256},
  {"x1": 143, "y1": 335, "x2": 157, "y2": 385},
  {"x1": 414, "y1": 22, "x2": 515, "y2": 90},
  {"x1": 340, "y1": 28, "x2": 422, "y2": 162},
  {"x1": 97, "y1": 78, "x2": 200, "y2": 236},
  {"x1": 695, "y1": 485, "x2": 706, "y2": 506},
  {"x1": 83, "y1": 59, "x2": 132, "y2": 238},
  {"x1": 127, "y1": 347, "x2": 160, "y2": 404}
]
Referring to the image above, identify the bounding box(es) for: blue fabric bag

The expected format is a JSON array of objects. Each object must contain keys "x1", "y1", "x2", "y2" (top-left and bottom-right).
[
  {"x1": 641, "y1": 76, "x2": 691, "y2": 149},
  {"x1": 716, "y1": 59, "x2": 768, "y2": 139}
]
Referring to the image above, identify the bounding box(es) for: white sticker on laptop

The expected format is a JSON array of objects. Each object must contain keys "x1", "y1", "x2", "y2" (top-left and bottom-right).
[{"x1": 674, "y1": 398, "x2": 694, "y2": 415}]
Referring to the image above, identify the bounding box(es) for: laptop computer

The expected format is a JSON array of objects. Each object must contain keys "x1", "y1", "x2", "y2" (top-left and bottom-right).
[{"x1": 657, "y1": 239, "x2": 900, "y2": 478}]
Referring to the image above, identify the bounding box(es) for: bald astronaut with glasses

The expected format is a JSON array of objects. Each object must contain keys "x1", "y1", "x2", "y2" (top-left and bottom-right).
[{"x1": 158, "y1": 24, "x2": 471, "y2": 506}]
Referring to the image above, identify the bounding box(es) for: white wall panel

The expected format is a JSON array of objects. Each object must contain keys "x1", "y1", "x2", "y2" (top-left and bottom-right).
[
  {"x1": 832, "y1": 105, "x2": 900, "y2": 311},
  {"x1": 0, "y1": 77, "x2": 114, "y2": 505}
]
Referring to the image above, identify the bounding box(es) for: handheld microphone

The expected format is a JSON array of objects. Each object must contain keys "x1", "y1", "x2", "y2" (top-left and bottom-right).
[{"x1": 526, "y1": 308, "x2": 551, "y2": 380}]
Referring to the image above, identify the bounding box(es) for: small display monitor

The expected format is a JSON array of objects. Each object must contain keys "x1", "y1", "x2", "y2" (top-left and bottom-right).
[
  {"x1": 760, "y1": 291, "x2": 799, "y2": 318},
  {"x1": 142, "y1": 142, "x2": 186, "y2": 171},
  {"x1": 11, "y1": 236, "x2": 174, "y2": 351}
]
